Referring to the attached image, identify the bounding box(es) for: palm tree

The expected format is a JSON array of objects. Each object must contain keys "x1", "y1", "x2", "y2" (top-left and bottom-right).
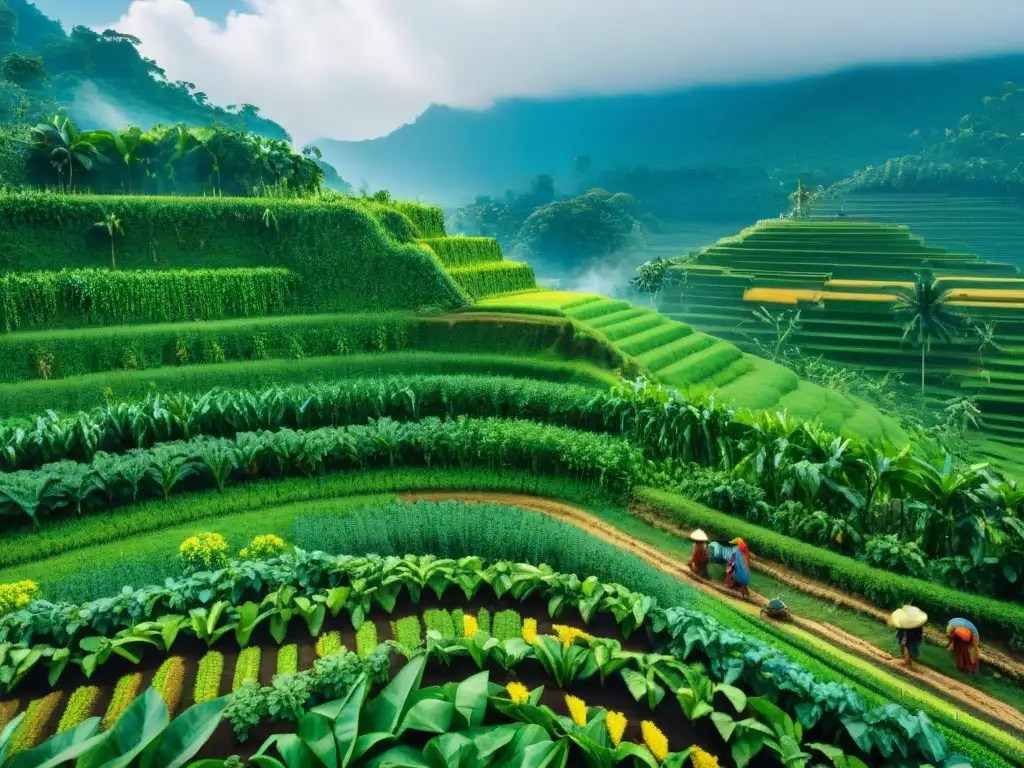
[
  {"x1": 96, "y1": 212, "x2": 123, "y2": 269},
  {"x1": 29, "y1": 115, "x2": 106, "y2": 190},
  {"x1": 890, "y1": 272, "x2": 961, "y2": 394},
  {"x1": 788, "y1": 179, "x2": 817, "y2": 219}
]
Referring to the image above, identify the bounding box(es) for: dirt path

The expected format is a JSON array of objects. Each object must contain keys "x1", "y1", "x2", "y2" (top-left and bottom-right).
[
  {"x1": 401, "y1": 491, "x2": 1024, "y2": 736},
  {"x1": 627, "y1": 505, "x2": 1024, "y2": 683}
]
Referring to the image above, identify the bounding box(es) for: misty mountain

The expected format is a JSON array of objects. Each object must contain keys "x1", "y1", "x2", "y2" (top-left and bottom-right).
[{"x1": 317, "y1": 54, "x2": 1024, "y2": 205}]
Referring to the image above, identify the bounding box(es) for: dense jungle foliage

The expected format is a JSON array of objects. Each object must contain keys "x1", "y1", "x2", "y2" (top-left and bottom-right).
[{"x1": 835, "y1": 81, "x2": 1024, "y2": 195}]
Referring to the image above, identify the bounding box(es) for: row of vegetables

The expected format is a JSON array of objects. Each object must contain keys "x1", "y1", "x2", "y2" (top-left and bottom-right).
[
  {"x1": 0, "y1": 375, "x2": 1020, "y2": 600},
  {"x1": 0, "y1": 549, "x2": 956, "y2": 766}
]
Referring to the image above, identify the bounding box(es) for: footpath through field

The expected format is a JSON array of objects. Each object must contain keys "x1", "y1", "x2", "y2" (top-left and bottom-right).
[{"x1": 400, "y1": 491, "x2": 1024, "y2": 738}]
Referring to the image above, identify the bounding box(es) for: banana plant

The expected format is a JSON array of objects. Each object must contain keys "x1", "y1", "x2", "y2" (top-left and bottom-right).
[
  {"x1": 189, "y1": 600, "x2": 237, "y2": 647},
  {"x1": 530, "y1": 634, "x2": 597, "y2": 688},
  {"x1": 78, "y1": 625, "x2": 161, "y2": 678}
]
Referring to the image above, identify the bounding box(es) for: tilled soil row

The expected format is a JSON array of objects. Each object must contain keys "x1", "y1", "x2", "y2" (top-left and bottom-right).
[{"x1": 400, "y1": 491, "x2": 1024, "y2": 736}]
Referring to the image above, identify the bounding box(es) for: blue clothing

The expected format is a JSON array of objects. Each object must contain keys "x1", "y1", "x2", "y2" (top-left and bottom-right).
[
  {"x1": 708, "y1": 542, "x2": 734, "y2": 565},
  {"x1": 897, "y1": 627, "x2": 924, "y2": 658},
  {"x1": 948, "y1": 618, "x2": 979, "y2": 637},
  {"x1": 731, "y1": 550, "x2": 751, "y2": 587}
]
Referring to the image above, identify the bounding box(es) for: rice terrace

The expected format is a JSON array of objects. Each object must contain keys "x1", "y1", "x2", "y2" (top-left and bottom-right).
[{"x1": 1, "y1": 2, "x2": 1024, "y2": 767}]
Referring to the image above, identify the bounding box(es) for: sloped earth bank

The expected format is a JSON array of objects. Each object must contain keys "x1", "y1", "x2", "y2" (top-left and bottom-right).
[
  {"x1": 626, "y1": 505, "x2": 1024, "y2": 683},
  {"x1": 400, "y1": 492, "x2": 1024, "y2": 737}
]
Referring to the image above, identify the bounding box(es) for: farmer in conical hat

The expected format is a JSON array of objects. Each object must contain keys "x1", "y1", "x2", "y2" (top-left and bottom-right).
[
  {"x1": 689, "y1": 529, "x2": 709, "y2": 578},
  {"x1": 946, "y1": 618, "x2": 980, "y2": 675},
  {"x1": 890, "y1": 605, "x2": 928, "y2": 668},
  {"x1": 724, "y1": 537, "x2": 751, "y2": 599}
]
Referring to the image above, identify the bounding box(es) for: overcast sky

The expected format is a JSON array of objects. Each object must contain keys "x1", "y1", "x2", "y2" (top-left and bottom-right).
[{"x1": 34, "y1": 0, "x2": 1024, "y2": 142}]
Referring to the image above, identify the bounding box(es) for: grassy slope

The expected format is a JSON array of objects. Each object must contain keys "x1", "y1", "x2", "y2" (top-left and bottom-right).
[{"x1": 474, "y1": 291, "x2": 909, "y2": 445}]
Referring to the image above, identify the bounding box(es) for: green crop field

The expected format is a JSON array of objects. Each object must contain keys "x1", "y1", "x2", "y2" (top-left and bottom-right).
[
  {"x1": 662, "y1": 219, "x2": 1024, "y2": 449},
  {"x1": 0, "y1": 190, "x2": 1020, "y2": 768}
]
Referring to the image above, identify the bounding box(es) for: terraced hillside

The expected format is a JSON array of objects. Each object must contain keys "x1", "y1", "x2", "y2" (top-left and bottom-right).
[
  {"x1": 815, "y1": 193, "x2": 1024, "y2": 268},
  {"x1": 472, "y1": 290, "x2": 909, "y2": 445},
  {"x1": 661, "y1": 219, "x2": 1024, "y2": 446},
  {"x1": 420, "y1": 235, "x2": 537, "y2": 299}
]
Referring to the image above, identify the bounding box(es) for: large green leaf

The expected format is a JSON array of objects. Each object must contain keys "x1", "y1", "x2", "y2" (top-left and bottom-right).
[
  {"x1": 140, "y1": 696, "x2": 227, "y2": 768},
  {"x1": 78, "y1": 687, "x2": 171, "y2": 768},
  {"x1": 296, "y1": 712, "x2": 336, "y2": 768},
  {"x1": 255, "y1": 733, "x2": 316, "y2": 768},
  {"x1": 453, "y1": 671, "x2": 490, "y2": 729},
  {"x1": 397, "y1": 698, "x2": 454, "y2": 737},
  {"x1": 362, "y1": 654, "x2": 426, "y2": 735},
  {"x1": 332, "y1": 676, "x2": 367, "y2": 766},
  {"x1": 361, "y1": 745, "x2": 433, "y2": 768},
  {"x1": 9, "y1": 718, "x2": 106, "y2": 768}
]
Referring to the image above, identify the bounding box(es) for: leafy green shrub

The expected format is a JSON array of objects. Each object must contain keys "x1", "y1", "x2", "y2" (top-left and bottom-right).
[
  {"x1": 0, "y1": 267, "x2": 292, "y2": 331},
  {"x1": 0, "y1": 418, "x2": 638, "y2": 529},
  {"x1": 0, "y1": 192, "x2": 467, "y2": 314},
  {"x1": 393, "y1": 201, "x2": 445, "y2": 237},
  {"x1": 860, "y1": 534, "x2": 929, "y2": 578}
]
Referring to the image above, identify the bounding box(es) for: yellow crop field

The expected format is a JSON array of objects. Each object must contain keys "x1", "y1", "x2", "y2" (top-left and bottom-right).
[
  {"x1": 944, "y1": 289, "x2": 1024, "y2": 301},
  {"x1": 743, "y1": 288, "x2": 896, "y2": 304}
]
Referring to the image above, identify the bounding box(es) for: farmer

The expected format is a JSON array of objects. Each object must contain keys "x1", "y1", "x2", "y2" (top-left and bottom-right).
[
  {"x1": 946, "y1": 618, "x2": 980, "y2": 675},
  {"x1": 890, "y1": 605, "x2": 928, "y2": 669},
  {"x1": 689, "y1": 529, "x2": 710, "y2": 577},
  {"x1": 724, "y1": 537, "x2": 751, "y2": 599}
]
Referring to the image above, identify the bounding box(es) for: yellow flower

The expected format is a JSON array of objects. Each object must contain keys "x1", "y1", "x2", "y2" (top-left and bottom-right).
[
  {"x1": 690, "y1": 746, "x2": 721, "y2": 768},
  {"x1": 605, "y1": 710, "x2": 627, "y2": 747},
  {"x1": 506, "y1": 682, "x2": 530, "y2": 705},
  {"x1": 522, "y1": 618, "x2": 538, "y2": 645},
  {"x1": 835, "y1": 531, "x2": 844, "y2": 544},
  {"x1": 552, "y1": 624, "x2": 594, "y2": 648},
  {"x1": 463, "y1": 614, "x2": 479, "y2": 638},
  {"x1": 0, "y1": 580, "x2": 40, "y2": 616},
  {"x1": 564, "y1": 694, "x2": 588, "y2": 727},
  {"x1": 641, "y1": 721, "x2": 669, "y2": 763},
  {"x1": 243, "y1": 534, "x2": 286, "y2": 560}
]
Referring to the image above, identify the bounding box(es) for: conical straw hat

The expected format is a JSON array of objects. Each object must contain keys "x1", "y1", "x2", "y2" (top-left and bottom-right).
[
  {"x1": 890, "y1": 605, "x2": 928, "y2": 629},
  {"x1": 689, "y1": 529, "x2": 709, "y2": 542}
]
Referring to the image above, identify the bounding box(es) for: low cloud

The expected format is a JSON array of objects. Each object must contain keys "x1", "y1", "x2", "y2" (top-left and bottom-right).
[{"x1": 113, "y1": 0, "x2": 1024, "y2": 142}]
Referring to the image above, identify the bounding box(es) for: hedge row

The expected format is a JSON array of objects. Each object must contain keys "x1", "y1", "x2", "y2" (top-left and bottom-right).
[
  {"x1": 0, "y1": 192, "x2": 466, "y2": 313},
  {"x1": 449, "y1": 261, "x2": 537, "y2": 300},
  {"x1": 421, "y1": 236, "x2": 504, "y2": 268},
  {"x1": 392, "y1": 201, "x2": 446, "y2": 238},
  {"x1": 0, "y1": 267, "x2": 292, "y2": 331},
  {"x1": 0, "y1": 352, "x2": 618, "y2": 416},
  {"x1": 0, "y1": 312, "x2": 621, "y2": 384},
  {"x1": 635, "y1": 487, "x2": 1024, "y2": 648}
]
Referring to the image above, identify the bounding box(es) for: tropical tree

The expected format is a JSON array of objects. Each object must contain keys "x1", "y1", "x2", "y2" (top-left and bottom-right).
[
  {"x1": 28, "y1": 115, "x2": 108, "y2": 190},
  {"x1": 787, "y1": 179, "x2": 819, "y2": 218},
  {"x1": 95, "y1": 212, "x2": 123, "y2": 269},
  {"x1": 889, "y1": 272, "x2": 961, "y2": 393},
  {"x1": 630, "y1": 257, "x2": 671, "y2": 305}
]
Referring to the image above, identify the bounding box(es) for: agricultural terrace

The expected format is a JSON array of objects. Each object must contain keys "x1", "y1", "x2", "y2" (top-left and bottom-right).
[
  {"x1": 661, "y1": 219, "x2": 1024, "y2": 449},
  {"x1": 0, "y1": 192, "x2": 1021, "y2": 767}
]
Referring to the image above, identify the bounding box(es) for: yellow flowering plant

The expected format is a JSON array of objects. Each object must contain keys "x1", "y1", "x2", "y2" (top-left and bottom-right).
[
  {"x1": 689, "y1": 746, "x2": 721, "y2": 768},
  {"x1": 521, "y1": 618, "x2": 538, "y2": 645},
  {"x1": 605, "y1": 710, "x2": 627, "y2": 747},
  {"x1": 0, "y1": 580, "x2": 40, "y2": 616},
  {"x1": 564, "y1": 693, "x2": 588, "y2": 727},
  {"x1": 641, "y1": 721, "x2": 669, "y2": 763},
  {"x1": 239, "y1": 534, "x2": 286, "y2": 560},
  {"x1": 178, "y1": 532, "x2": 229, "y2": 570},
  {"x1": 505, "y1": 682, "x2": 530, "y2": 705},
  {"x1": 552, "y1": 623, "x2": 594, "y2": 648}
]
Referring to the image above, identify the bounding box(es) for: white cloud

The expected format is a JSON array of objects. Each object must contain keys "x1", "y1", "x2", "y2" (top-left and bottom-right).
[{"x1": 113, "y1": 0, "x2": 1024, "y2": 142}]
